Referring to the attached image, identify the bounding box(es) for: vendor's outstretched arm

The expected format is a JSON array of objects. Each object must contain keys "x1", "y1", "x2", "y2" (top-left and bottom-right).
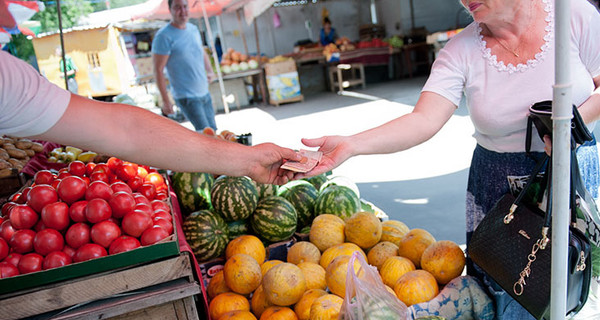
[
  {"x1": 32, "y1": 94, "x2": 300, "y2": 184},
  {"x1": 297, "y1": 92, "x2": 456, "y2": 178}
]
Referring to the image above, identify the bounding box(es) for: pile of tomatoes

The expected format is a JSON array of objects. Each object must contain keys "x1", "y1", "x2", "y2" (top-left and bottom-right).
[{"x1": 0, "y1": 157, "x2": 174, "y2": 278}]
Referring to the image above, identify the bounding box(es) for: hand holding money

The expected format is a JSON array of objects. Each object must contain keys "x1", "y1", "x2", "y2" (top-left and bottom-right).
[{"x1": 280, "y1": 149, "x2": 323, "y2": 173}]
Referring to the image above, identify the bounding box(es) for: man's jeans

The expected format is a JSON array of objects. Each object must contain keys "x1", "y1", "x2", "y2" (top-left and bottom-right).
[{"x1": 175, "y1": 94, "x2": 216, "y2": 131}]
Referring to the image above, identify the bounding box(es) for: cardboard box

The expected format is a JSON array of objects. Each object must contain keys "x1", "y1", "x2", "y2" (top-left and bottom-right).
[
  {"x1": 197, "y1": 257, "x2": 225, "y2": 289},
  {"x1": 266, "y1": 72, "x2": 302, "y2": 102},
  {"x1": 264, "y1": 59, "x2": 296, "y2": 76}
]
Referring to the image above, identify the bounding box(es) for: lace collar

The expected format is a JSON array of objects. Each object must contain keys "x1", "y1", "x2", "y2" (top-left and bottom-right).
[{"x1": 475, "y1": 0, "x2": 554, "y2": 74}]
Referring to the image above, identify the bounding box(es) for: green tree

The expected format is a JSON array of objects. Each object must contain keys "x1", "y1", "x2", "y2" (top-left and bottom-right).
[{"x1": 33, "y1": 0, "x2": 93, "y2": 33}]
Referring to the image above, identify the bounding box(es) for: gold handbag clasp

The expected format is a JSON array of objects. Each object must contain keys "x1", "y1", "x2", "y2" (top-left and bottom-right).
[{"x1": 504, "y1": 204, "x2": 517, "y2": 224}]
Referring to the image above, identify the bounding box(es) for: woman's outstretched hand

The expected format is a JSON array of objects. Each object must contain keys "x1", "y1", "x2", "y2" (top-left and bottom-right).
[{"x1": 294, "y1": 135, "x2": 353, "y2": 179}]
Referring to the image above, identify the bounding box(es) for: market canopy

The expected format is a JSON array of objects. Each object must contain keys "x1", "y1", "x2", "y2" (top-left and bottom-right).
[{"x1": 0, "y1": 0, "x2": 44, "y2": 43}]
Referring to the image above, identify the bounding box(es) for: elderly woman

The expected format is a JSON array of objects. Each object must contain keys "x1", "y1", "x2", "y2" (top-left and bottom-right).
[{"x1": 299, "y1": 0, "x2": 600, "y2": 318}]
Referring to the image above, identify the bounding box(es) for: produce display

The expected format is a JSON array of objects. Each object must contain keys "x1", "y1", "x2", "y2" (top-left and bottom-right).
[
  {"x1": 0, "y1": 157, "x2": 174, "y2": 278},
  {"x1": 0, "y1": 136, "x2": 44, "y2": 175},
  {"x1": 47, "y1": 146, "x2": 98, "y2": 164},
  {"x1": 220, "y1": 48, "x2": 262, "y2": 74}
]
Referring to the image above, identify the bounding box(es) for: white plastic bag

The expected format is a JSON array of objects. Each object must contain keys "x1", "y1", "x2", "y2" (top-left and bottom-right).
[{"x1": 339, "y1": 251, "x2": 408, "y2": 320}]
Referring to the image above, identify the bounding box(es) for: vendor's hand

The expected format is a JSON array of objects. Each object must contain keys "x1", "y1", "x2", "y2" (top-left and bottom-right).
[
  {"x1": 544, "y1": 135, "x2": 552, "y2": 156},
  {"x1": 161, "y1": 101, "x2": 174, "y2": 116},
  {"x1": 247, "y1": 143, "x2": 301, "y2": 185},
  {"x1": 207, "y1": 73, "x2": 217, "y2": 83},
  {"x1": 293, "y1": 135, "x2": 352, "y2": 179}
]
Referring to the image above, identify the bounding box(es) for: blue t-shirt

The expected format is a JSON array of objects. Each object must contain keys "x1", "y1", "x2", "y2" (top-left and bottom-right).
[{"x1": 152, "y1": 23, "x2": 208, "y2": 99}]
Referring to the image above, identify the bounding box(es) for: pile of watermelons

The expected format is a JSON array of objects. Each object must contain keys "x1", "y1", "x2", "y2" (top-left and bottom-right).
[{"x1": 172, "y1": 172, "x2": 371, "y2": 262}]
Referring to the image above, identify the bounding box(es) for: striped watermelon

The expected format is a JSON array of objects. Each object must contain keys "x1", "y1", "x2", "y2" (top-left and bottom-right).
[
  {"x1": 304, "y1": 173, "x2": 328, "y2": 190},
  {"x1": 319, "y1": 175, "x2": 360, "y2": 198},
  {"x1": 256, "y1": 182, "x2": 279, "y2": 199},
  {"x1": 299, "y1": 225, "x2": 311, "y2": 234},
  {"x1": 182, "y1": 210, "x2": 228, "y2": 261},
  {"x1": 251, "y1": 196, "x2": 298, "y2": 242},
  {"x1": 278, "y1": 180, "x2": 318, "y2": 228},
  {"x1": 227, "y1": 219, "x2": 250, "y2": 241},
  {"x1": 211, "y1": 175, "x2": 259, "y2": 221},
  {"x1": 314, "y1": 185, "x2": 361, "y2": 220},
  {"x1": 171, "y1": 172, "x2": 214, "y2": 215}
]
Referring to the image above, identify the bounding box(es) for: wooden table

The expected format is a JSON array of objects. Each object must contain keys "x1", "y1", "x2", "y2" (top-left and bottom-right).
[{"x1": 222, "y1": 68, "x2": 267, "y2": 105}]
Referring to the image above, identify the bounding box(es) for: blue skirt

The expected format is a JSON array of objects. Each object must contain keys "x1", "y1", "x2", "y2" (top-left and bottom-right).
[{"x1": 465, "y1": 140, "x2": 599, "y2": 319}]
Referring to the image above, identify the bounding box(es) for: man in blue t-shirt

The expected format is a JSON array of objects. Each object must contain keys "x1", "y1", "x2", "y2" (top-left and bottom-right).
[{"x1": 152, "y1": 0, "x2": 217, "y2": 131}]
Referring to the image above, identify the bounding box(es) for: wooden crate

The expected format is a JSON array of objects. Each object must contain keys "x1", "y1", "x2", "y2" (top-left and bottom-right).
[
  {"x1": 270, "y1": 94, "x2": 304, "y2": 107},
  {"x1": 0, "y1": 253, "x2": 201, "y2": 320}
]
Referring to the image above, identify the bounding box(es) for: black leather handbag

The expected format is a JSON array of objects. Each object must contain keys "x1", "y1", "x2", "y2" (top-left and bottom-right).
[{"x1": 469, "y1": 102, "x2": 594, "y2": 319}]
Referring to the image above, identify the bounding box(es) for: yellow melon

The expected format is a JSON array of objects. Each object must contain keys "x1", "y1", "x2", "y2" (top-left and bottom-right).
[
  {"x1": 208, "y1": 270, "x2": 231, "y2": 300},
  {"x1": 262, "y1": 262, "x2": 307, "y2": 306},
  {"x1": 384, "y1": 284, "x2": 397, "y2": 298},
  {"x1": 366, "y1": 241, "x2": 399, "y2": 271},
  {"x1": 297, "y1": 262, "x2": 327, "y2": 290},
  {"x1": 226, "y1": 235, "x2": 267, "y2": 265},
  {"x1": 287, "y1": 241, "x2": 321, "y2": 265},
  {"x1": 309, "y1": 294, "x2": 344, "y2": 320},
  {"x1": 224, "y1": 254, "x2": 262, "y2": 295},
  {"x1": 259, "y1": 306, "x2": 298, "y2": 320},
  {"x1": 309, "y1": 214, "x2": 345, "y2": 252},
  {"x1": 218, "y1": 310, "x2": 258, "y2": 320},
  {"x1": 394, "y1": 270, "x2": 439, "y2": 306},
  {"x1": 251, "y1": 285, "x2": 273, "y2": 319},
  {"x1": 294, "y1": 289, "x2": 328, "y2": 320},
  {"x1": 325, "y1": 255, "x2": 362, "y2": 298},
  {"x1": 261, "y1": 260, "x2": 284, "y2": 277},
  {"x1": 319, "y1": 242, "x2": 366, "y2": 269},
  {"x1": 379, "y1": 256, "x2": 416, "y2": 288},
  {"x1": 397, "y1": 228, "x2": 436, "y2": 268},
  {"x1": 421, "y1": 240, "x2": 466, "y2": 284},
  {"x1": 344, "y1": 211, "x2": 382, "y2": 249},
  {"x1": 380, "y1": 220, "x2": 410, "y2": 247},
  {"x1": 209, "y1": 292, "x2": 251, "y2": 320}
]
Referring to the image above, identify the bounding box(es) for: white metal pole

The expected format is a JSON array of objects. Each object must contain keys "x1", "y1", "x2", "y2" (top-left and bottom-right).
[
  {"x1": 199, "y1": 0, "x2": 230, "y2": 114},
  {"x1": 550, "y1": 0, "x2": 571, "y2": 318}
]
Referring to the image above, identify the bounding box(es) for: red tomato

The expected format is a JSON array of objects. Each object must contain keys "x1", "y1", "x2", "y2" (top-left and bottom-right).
[
  {"x1": 108, "y1": 173, "x2": 120, "y2": 184},
  {"x1": 74, "y1": 243, "x2": 107, "y2": 262},
  {"x1": 153, "y1": 209, "x2": 172, "y2": 221},
  {"x1": 68, "y1": 160, "x2": 86, "y2": 177},
  {"x1": 127, "y1": 176, "x2": 143, "y2": 192},
  {"x1": 135, "y1": 203, "x2": 153, "y2": 216},
  {"x1": 85, "y1": 198, "x2": 112, "y2": 223},
  {"x1": 57, "y1": 175, "x2": 87, "y2": 205},
  {"x1": 106, "y1": 157, "x2": 123, "y2": 172},
  {"x1": 41, "y1": 202, "x2": 70, "y2": 231},
  {"x1": 109, "y1": 191, "x2": 136, "y2": 219},
  {"x1": 115, "y1": 163, "x2": 137, "y2": 182},
  {"x1": 0, "y1": 238, "x2": 8, "y2": 260},
  {"x1": 0, "y1": 261, "x2": 19, "y2": 278},
  {"x1": 151, "y1": 200, "x2": 171, "y2": 214},
  {"x1": 10, "y1": 191, "x2": 23, "y2": 203},
  {"x1": 51, "y1": 179, "x2": 61, "y2": 189},
  {"x1": 121, "y1": 210, "x2": 152, "y2": 237},
  {"x1": 57, "y1": 171, "x2": 72, "y2": 180},
  {"x1": 62, "y1": 245, "x2": 76, "y2": 260},
  {"x1": 108, "y1": 235, "x2": 141, "y2": 255},
  {"x1": 90, "y1": 220, "x2": 121, "y2": 248},
  {"x1": 69, "y1": 200, "x2": 88, "y2": 223},
  {"x1": 65, "y1": 223, "x2": 91, "y2": 249},
  {"x1": 90, "y1": 171, "x2": 109, "y2": 183},
  {"x1": 42, "y1": 251, "x2": 72, "y2": 270},
  {"x1": 9, "y1": 229, "x2": 36, "y2": 254},
  {"x1": 110, "y1": 181, "x2": 132, "y2": 194},
  {"x1": 86, "y1": 181, "x2": 114, "y2": 201},
  {"x1": 140, "y1": 226, "x2": 170, "y2": 246},
  {"x1": 3, "y1": 253, "x2": 22, "y2": 267},
  {"x1": 0, "y1": 220, "x2": 15, "y2": 242},
  {"x1": 81, "y1": 176, "x2": 91, "y2": 186},
  {"x1": 137, "y1": 183, "x2": 156, "y2": 201},
  {"x1": 58, "y1": 168, "x2": 69, "y2": 174},
  {"x1": 9, "y1": 204, "x2": 39, "y2": 230},
  {"x1": 34, "y1": 170, "x2": 55, "y2": 185},
  {"x1": 155, "y1": 191, "x2": 168, "y2": 201},
  {"x1": 85, "y1": 162, "x2": 97, "y2": 177},
  {"x1": 136, "y1": 166, "x2": 148, "y2": 179},
  {"x1": 18, "y1": 253, "x2": 43, "y2": 274},
  {"x1": 152, "y1": 217, "x2": 174, "y2": 234},
  {"x1": 144, "y1": 172, "x2": 166, "y2": 191},
  {"x1": 1, "y1": 202, "x2": 15, "y2": 217},
  {"x1": 132, "y1": 193, "x2": 151, "y2": 206},
  {"x1": 34, "y1": 228, "x2": 64, "y2": 256},
  {"x1": 33, "y1": 220, "x2": 47, "y2": 232},
  {"x1": 92, "y1": 163, "x2": 110, "y2": 174},
  {"x1": 27, "y1": 185, "x2": 58, "y2": 213}
]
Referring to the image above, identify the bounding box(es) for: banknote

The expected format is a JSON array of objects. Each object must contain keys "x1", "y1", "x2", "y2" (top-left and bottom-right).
[{"x1": 281, "y1": 149, "x2": 322, "y2": 173}]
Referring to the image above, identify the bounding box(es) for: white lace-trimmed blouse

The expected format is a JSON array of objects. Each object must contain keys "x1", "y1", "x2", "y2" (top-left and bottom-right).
[{"x1": 422, "y1": 0, "x2": 600, "y2": 153}]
